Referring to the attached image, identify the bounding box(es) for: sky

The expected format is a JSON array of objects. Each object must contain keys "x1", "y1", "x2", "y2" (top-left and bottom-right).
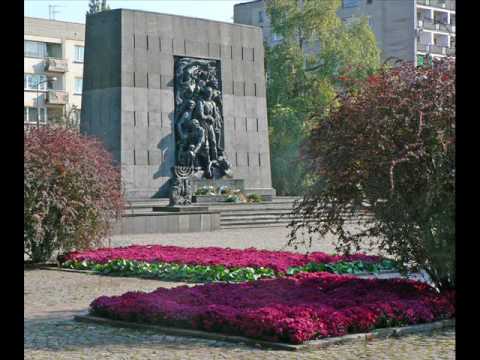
[{"x1": 24, "y1": 0, "x2": 255, "y2": 24}]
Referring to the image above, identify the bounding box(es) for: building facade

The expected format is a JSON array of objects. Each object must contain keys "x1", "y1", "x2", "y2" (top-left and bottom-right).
[
  {"x1": 24, "y1": 17, "x2": 85, "y2": 126},
  {"x1": 233, "y1": 0, "x2": 455, "y2": 65}
]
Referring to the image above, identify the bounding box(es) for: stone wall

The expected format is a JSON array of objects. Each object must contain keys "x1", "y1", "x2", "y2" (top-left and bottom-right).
[{"x1": 81, "y1": 9, "x2": 274, "y2": 199}]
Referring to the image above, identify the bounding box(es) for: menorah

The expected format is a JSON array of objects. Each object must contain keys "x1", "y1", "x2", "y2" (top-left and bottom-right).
[
  {"x1": 169, "y1": 166, "x2": 194, "y2": 206},
  {"x1": 173, "y1": 165, "x2": 194, "y2": 179}
]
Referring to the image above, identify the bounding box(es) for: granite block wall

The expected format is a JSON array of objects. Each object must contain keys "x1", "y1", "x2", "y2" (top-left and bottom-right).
[{"x1": 81, "y1": 9, "x2": 274, "y2": 199}]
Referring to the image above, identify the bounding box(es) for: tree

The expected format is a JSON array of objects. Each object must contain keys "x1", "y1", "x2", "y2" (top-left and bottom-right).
[
  {"x1": 49, "y1": 105, "x2": 81, "y2": 130},
  {"x1": 288, "y1": 58, "x2": 455, "y2": 292},
  {"x1": 266, "y1": 0, "x2": 380, "y2": 195},
  {"x1": 86, "y1": 0, "x2": 110, "y2": 16}
]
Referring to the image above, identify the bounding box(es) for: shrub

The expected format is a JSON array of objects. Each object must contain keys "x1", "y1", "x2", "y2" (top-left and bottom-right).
[
  {"x1": 289, "y1": 58, "x2": 455, "y2": 291},
  {"x1": 24, "y1": 126, "x2": 123, "y2": 263}
]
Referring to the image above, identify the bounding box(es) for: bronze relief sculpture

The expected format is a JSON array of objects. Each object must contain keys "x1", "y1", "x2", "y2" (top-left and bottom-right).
[{"x1": 170, "y1": 57, "x2": 232, "y2": 205}]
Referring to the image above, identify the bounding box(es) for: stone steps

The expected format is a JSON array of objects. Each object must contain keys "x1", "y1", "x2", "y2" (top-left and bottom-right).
[{"x1": 118, "y1": 197, "x2": 371, "y2": 232}]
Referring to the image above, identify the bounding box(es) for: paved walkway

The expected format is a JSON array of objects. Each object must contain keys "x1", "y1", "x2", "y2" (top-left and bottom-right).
[
  {"x1": 25, "y1": 227, "x2": 455, "y2": 359},
  {"x1": 108, "y1": 226, "x2": 365, "y2": 254}
]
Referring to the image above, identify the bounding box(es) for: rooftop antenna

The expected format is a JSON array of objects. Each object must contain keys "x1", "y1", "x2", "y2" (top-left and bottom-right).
[{"x1": 48, "y1": 4, "x2": 62, "y2": 20}]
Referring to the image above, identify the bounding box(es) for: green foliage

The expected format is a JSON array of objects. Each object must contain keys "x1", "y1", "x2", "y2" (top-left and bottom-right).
[
  {"x1": 266, "y1": 0, "x2": 380, "y2": 195},
  {"x1": 194, "y1": 185, "x2": 217, "y2": 195},
  {"x1": 287, "y1": 259, "x2": 395, "y2": 276},
  {"x1": 49, "y1": 105, "x2": 81, "y2": 130},
  {"x1": 247, "y1": 193, "x2": 263, "y2": 203},
  {"x1": 224, "y1": 194, "x2": 241, "y2": 203},
  {"x1": 24, "y1": 127, "x2": 123, "y2": 263},
  {"x1": 63, "y1": 260, "x2": 277, "y2": 283},
  {"x1": 86, "y1": 0, "x2": 110, "y2": 15},
  {"x1": 62, "y1": 258, "x2": 395, "y2": 283}
]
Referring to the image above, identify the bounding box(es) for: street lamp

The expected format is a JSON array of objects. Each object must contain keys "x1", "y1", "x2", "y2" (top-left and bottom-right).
[{"x1": 36, "y1": 76, "x2": 57, "y2": 127}]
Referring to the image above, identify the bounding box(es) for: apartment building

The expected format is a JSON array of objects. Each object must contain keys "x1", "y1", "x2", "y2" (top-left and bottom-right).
[
  {"x1": 234, "y1": 0, "x2": 455, "y2": 66},
  {"x1": 24, "y1": 17, "x2": 85, "y2": 126}
]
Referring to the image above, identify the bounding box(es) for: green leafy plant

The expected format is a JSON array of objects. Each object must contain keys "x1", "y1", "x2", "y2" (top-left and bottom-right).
[
  {"x1": 62, "y1": 258, "x2": 395, "y2": 283},
  {"x1": 247, "y1": 193, "x2": 263, "y2": 203},
  {"x1": 194, "y1": 186, "x2": 217, "y2": 195},
  {"x1": 224, "y1": 194, "x2": 241, "y2": 203}
]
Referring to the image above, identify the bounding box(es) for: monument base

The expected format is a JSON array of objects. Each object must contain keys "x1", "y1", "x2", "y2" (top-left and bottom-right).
[
  {"x1": 112, "y1": 208, "x2": 220, "y2": 235},
  {"x1": 152, "y1": 206, "x2": 210, "y2": 213}
]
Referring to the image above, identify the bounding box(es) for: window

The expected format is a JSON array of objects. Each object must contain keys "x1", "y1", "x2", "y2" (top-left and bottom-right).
[
  {"x1": 342, "y1": 0, "x2": 359, "y2": 8},
  {"x1": 74, "y1": 78, "x2": 83, "y2": 94},
  {"x1": 24, "y1": 74, "x2": 47, "y2": 91},
  {"x1": 46, "y1": 43, "x2": 62, "y2": 58},
  {"x1": 24, "y1": 40, "x2": 47, "y2": 58},
  {"x1": 417, "y1": 54, "x2": 425, "y2": 66},
  {"x1": 433, "y1": 10, "x2": 448, "y2": 25},
  {"x1": 24, "y1": 41, "x2": 62, "y2": 58},
  {"x1": 74, "y1": 46, "x2": 84, "y2": 62},
  {"x1": 367, "y1": 0, "x2": 373, "y2": 4},
  {"x1": 258, "y1": 11, "x2": 264, "y2": 23},
  {"x1": 417, "y1": 54, "x2": 432, "y2": 67},
  {"x1": 24, "y1": 107, "x2": 47, "y2": 124}
]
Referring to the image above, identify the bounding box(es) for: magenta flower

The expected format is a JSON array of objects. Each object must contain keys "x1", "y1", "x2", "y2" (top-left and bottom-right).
[
  {"x1": 90, "y1": 272, "x2": 455, "y2": 344},
  {"x1": 63, "y1": 245, "x2": 381, "y2": 273}
]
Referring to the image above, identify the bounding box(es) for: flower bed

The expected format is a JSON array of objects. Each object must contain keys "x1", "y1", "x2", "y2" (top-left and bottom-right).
[
  {"x1": 60, "y1": 245, "x2": 395, "y2": 282},
  {"x1": 90, "y1": 272, "x2": 455, "y2": 344}
]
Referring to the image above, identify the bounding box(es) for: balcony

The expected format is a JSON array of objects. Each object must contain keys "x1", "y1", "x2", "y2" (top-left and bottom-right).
[
  {"x1": 446, "y1": 46, "x2": 455, "y2": 56},
  {"x1": 430, "y1": 45, "x2": 447, "y2": 55},
  {"x1": 419, "y1": 18, "x2": 452, "y2": 33},
  {"x1": 44, "y1": 58, "x2": 68, "y2": 73},
  {"x1": 416, "y1": 0, "x2": 455, "y2": 11},
  {"x1": 417, "y1": 43, "x2": 454, "y2": 56},
  {"x1": 417, "y1": 43, "x2": 429, "y2": 52},
  {"x1": 46, "y1": 90, "x2": 68, "y2": 105}
]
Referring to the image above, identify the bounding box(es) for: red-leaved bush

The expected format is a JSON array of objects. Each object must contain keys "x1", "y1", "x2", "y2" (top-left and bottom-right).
[
  {"x1": 90, "y1": 272, "x2": 455, "y2": 344},
  {"x1": 289, "y1": 58, "x2": 455, "y2": 291},
  {"x1": 61, "y1": 245, "x2": 381, "y2": 273},
  {"x1": 24, "y1": 127, "x2": 124, "y2": 263}
]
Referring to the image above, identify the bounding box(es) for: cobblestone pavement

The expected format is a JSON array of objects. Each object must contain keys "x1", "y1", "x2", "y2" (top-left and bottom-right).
[{"x1": 25, "y1": 228, "x2": 454, "y2": 359}]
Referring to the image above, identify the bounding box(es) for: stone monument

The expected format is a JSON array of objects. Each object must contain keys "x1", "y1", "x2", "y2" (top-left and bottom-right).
[{"x1": 81, "y1": 9, "x2": 275, "y2": 201}]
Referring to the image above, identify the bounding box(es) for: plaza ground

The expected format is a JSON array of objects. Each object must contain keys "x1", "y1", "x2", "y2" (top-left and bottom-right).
[{"x1": 25, "y1": 227, "x2": 455, "y2": 359}]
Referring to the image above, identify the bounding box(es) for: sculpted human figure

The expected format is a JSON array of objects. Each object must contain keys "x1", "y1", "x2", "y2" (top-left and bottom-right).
[
  {"x1": 188, "y1": 119, "x2": 206, "y2": 158},
  {"x1": 207, "y1": 78, "x2": 223, "y2": 153},
  {"x1": 172, "y1": 57, "x2": 232, "y2": 182},
  {"x1": 194, "y1": 86, "x2": 219, "y2": 161},
  {"x1": 177, "y1": 119, "x2": 205, "y2": 169},
  {"x1": 175, "y1": 100, "x2": 196, "y2": 142}
]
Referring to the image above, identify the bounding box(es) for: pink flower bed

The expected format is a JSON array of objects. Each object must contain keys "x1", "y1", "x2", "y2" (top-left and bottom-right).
[
  {"x1": 90, "y1": 272, "x2": 455, "y2": 344},
  {"x1": 62, "y1": 245, "x2": 381, "y2": 273}
]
